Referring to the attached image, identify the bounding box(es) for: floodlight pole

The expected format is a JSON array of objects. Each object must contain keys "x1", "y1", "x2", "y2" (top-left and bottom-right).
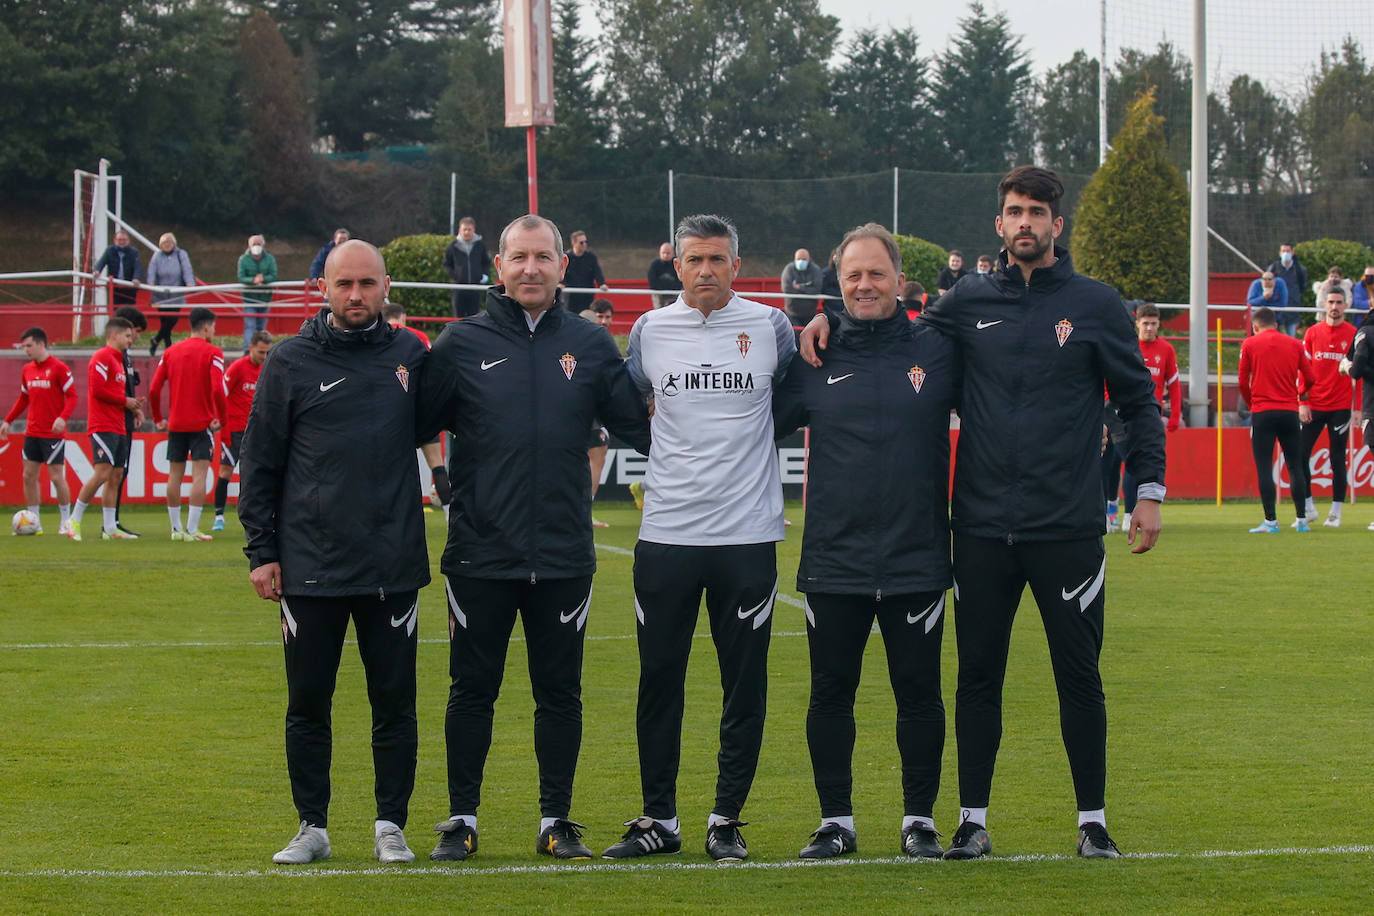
[
  {"x1": 1098, "y1": 0, "x2": 1108, "y2": 165},
  {"x1": 668, "y1": 169, "x2": 675, "y2": 240},
  {"x1": 892, "y1": 167, "x2": 899, "y2": 235},
  {"x1": 449, "y1": 172, "x2": 457, "y2": 235},
  {"x1": 1188, "y1": 0, "x2": 1209, "y2": 428}
]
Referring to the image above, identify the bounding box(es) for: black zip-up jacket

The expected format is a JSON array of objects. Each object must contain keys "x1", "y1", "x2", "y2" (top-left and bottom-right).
[
  {"x1": 1344, "y1": 326, "x2": 1374, "y2": 416},
  {"x1": 238, "y1": 308, "x2": 431, "y2": 597},
  {"x1": 920, "y1": 247, "x2": 1166, "y2": 541},
  {"x1": 443, "y1": 236, "x2": 491, "y2": 285},
  {"x1": 420, "y1": 288, "x2": 651, "y2": 581},
  {"x1": 775, "y1": 310, "x2": 960, "y2": 596}
]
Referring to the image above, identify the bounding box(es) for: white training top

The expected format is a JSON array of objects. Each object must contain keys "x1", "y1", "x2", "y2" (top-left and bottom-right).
[{"x1": 626, "y1": 293, "x2": 797, "y2": 546}]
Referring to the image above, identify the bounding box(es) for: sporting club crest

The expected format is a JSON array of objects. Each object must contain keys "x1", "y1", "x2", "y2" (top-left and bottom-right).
[
  {"x1": 737, "y1": 332, "x2": 751, "y2": 357},
  {"x1": 395, "y1": 364, "x2": 410, "y2": 391},
  {"x1": 560, "y1": 352, "x2": 578, "y2": 379},
  {"x1": 1055, "y1": 319, "x2": 1074, "y2": 348},
  {"x1": 908, "y1": 365, "x2": 926, "y2": 393}
]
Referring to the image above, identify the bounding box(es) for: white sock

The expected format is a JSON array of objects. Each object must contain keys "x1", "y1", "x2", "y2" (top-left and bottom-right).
[
  {"x1": 655, "y1": 816, "x2": 680, "y2": 834},
  {"x1": 374, "y1": 819, "x2": 401, "y2": 837},
  {"x1": 539, "y1": 817, "x2": 559, "y2": 833},
  {"x1": 1077, "y1": 809, "x2": 1106, "y2": 828},
  {"x1": 103, "y1": 507, "x2": 117, "y2": 532},
  {"x1": 959, "y1": 807, "x2": 987, "y2": 828},
  {"x1": 58, "y1": 503, "x2": 71, "y2": 524},
  {"x1": 1331, "y1": 502, "x2": 1343, "y2": 519},
  {"x1": 447, "y1": 813, "x2": 477, "y2": 831},
  {"x1": 307, "y1": 824, "x2": 329, "y2": 840},
  {"x1": 168, "y1": 506, "x2": 182, "y2": 531},
  {"x1": 707, "y1": 813, "x2": 736, "y2": 829},
  {"x1": 1305, "y1": 496, "x2": 1316, "y2": 514},
  {"x1": 27, "y1": 504, "x2": 40, "y2": 524},
  {"x1": 187, "y1": 505, "x2": 203, "y2": 532},
  {"x1": 820, "y1": 816, "x2": 854, "y2": 832},
  {"x1": 902, "y1": 815, "x2": 935, "y2": 832},
  {"x1": 72, "y1": 499, "x2": 89, "y2": 523}
]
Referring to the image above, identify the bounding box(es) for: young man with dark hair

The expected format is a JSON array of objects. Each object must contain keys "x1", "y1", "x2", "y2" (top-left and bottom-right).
[
  {"x1": 1297, "y1": 290, "x2": 1356, "y2": 527},
  {"x1": 110, "y1": 306, "x2": 148, "y2": 537},
  {"x1": 212, "y1": 330, "x2": 272, "y2": 531},
  {"x1": 802, "y1": 165, "x2": 1167, "y2": 860},
  {"x1": 149, "y1": 306, "x2": 226, "y2": 540},
  {"x1": 1, "y1": 327, "x2": 77, "y2": 535},
  {"x1": 1240, "y1": 306, "x2": 1316, "y2": 532},
  {"x1": 937, "y1": 249, "x2": 968, "y2": 296},
  {"x1": 774, "y1": 222, "x2": 959, "y2": 861},
  {"x1": 70, "y1": 318, "x2": 141, "y2": 541},
  {"x1": 604, "y1": 213, "x2": 795, "y2": 863}
]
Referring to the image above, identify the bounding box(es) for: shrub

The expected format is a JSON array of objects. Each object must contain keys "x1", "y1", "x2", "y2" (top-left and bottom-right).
[
  {"x1": 1293, "y1": 238, "x2": 1374, "y2": 311},
  {"x1": 379, "y1": 233, "x2": 452, "y2": 317},
  {"x1": 1071, "y1": 89, "x2": 1190, "y2": 303},
  {"x1": 891, "y1": 234, "x2": 948, "y2": 295}
]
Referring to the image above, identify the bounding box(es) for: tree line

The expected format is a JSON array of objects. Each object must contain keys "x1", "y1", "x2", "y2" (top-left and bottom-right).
[{"x1": 1, "y1": 0, "x2": 1369, "y2": 236}]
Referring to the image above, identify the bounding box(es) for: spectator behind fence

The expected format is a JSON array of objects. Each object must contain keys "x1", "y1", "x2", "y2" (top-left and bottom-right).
[
  {"x1": 648, "y1": 242, "x2": 682, "y2": 308},
  {"x1": 238, "y1": 234, "x2": 278, "y2": 351},
  {"x1": 308, "y1": 228, "x2": 349, "y2": 281},
  {"x1": 781, "y1": 247, "x2": 824, "y2": 327},
  {"x1": 820, "y1": 250, "x2": 840, "y2": 301},
  {"x1": 976, "y1": 254, "x2": 995, "y2": 276},
  {"x1": 1247, "y1": 271, "x2": 1288, "y2": 315},
  {"x1": 1266, "y1": 243, "x2": 1307, "y2": 337},
  {"x1": 562, "y1": 230, "x2": 608, "y2": 314},
  {"x1": 146, "y1": 232, "x2": 196, "y2": 358},
  {"x1": 1312, "y1": 265, "x2": 1353, "y2": 318},
  {"x1": 93, "y1": 230, "x2": 144, "y2": 306},
  {"x1": 901, "y1": 280, "x2": 927, "y2": 319},
  {"x1": 588, "y1": 297, "x2": 615, "y2": 330},
  {"x1": 936, "y1": 250, "x2": 968, "y2": 295},
  {"x1": 1353, "y1": 266, "x2": 1374, "y2": 326},
  {"x1": 444, "y1": 217, "x2": 491, "y2": 318}
]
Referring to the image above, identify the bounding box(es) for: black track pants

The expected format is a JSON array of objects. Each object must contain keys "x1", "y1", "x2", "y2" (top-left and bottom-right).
[
  {"x1": 1300, "y1": 408, "x2": 1352, "y2": 503},
  {"x1": 280, "y1": 590, "x2": 419, "y2": 828},
  {"x1": 951, "y1": 535, "x2": 1108, "y2": 812},
  {"x1": 1251, "y1": 409, "x2": 1307, "y2": 519},
  {"x1": 803, "y1": 590, "x2": 946, "y2": 818},
  {"x1": 442, "y1": 575, "x2": 592, "y2": 818},
  {"x1": 632, "y1": 541, "x2": 777, "y2": 821}
]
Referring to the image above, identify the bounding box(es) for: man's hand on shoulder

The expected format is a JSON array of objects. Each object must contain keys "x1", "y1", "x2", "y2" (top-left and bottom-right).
[
  {"x1": 1127, "y1": 499, "x2": 1162, "y2": 554},
  {"x1": 250, "y1": 562, "x2": 283, "y2": 600},
  {"x1": 799, "y1": 313, "x2": 830, "y2": 367}
]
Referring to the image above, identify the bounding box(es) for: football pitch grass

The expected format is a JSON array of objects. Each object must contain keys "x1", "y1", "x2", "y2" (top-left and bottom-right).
[{"x1": 2, "y1": 501, "x2": 1371, "y2": 912}]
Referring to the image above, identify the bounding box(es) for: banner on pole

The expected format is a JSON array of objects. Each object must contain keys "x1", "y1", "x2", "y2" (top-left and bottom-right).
[{"x1": 503, "y1": 0, "x2": 555, "y2": 127}]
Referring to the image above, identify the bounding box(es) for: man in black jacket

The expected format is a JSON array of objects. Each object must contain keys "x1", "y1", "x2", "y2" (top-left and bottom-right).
[
  {"x1": 420, "y1": 214, "x2": 650, "y2": 863},
  {"x1": 774, "y1": 223, "x2": 959, "y2": 861},
  {"x1": 239, "y1": 240, "x2": 430, "y2": 867},
  {"x1": 443, "y1": 217, "x2": 492, "y2": 318},
  {"x1": 562, "y1": 230, "x2": 608, "y2": 314},
  {"x1": 802, "y1": 167, "x2": 1166, "y2": 861}
]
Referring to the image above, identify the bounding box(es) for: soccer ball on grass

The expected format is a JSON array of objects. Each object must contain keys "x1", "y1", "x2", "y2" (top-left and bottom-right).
[{"x1": 11, "y1": 509, "x2": 40, "y2": 536}]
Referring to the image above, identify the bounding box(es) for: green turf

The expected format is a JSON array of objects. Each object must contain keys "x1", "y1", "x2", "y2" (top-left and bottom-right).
[{"x1": 2, "y1": 501, "x2": 1372, "y2": 912}]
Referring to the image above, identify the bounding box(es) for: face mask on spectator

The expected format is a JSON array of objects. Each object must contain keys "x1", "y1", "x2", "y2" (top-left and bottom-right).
[
  {"x1": 1280, "y1": 251, "x2": 1293, "y2": 265},
  {"x1": 795, "y1": 259, "x2": 808, "y2": 271},
  {"x1": 251, "y1": 245, "x2": 264, "y2": 256}
]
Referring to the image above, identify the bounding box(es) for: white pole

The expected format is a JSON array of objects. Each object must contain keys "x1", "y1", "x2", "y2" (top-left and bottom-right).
[
  {"x1": 71, "y1": 169, "x2": 83, "y2": 342},
  {"x1": 892, "y1": 167, "x2": 899, "y2": 235},
  {"x1": 449, "y1": 172, "x2": 456, "y2": 236},
  {"x1": 92, "y1": 159, "x2": 111, "y2": 334},
  {"x1": 1099, "y1": 0, "x2": 1109, "y2": 165},
  {"x1": 1188, "y1": 0, "x2": 1209, "y2": 428},
  {"x1": 668, "y1": 169, "x2": 675, "y2": 241}
]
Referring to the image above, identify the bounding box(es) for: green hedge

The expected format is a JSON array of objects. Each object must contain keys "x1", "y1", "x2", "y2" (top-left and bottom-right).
[
  {"x1": 379, "y1": 234, "x2": 452, "y2": 317},
  {"x1": 1293, "y1": 238, "x2": 1374, "y2": 313},
  {"x1": 892, "y1": 234, "x2": 947, "y2": 295}
]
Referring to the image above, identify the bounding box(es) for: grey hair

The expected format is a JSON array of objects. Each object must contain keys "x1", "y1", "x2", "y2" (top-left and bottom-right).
[
  {"x1": 498, "y1": 214, "x2": 563, "y2": 257},
  {"x1": 674, "y1": 214, "x2": 738, "y2": 261}
]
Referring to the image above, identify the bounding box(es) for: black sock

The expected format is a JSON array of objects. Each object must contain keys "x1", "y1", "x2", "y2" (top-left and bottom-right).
[
  {"x1": 431, "y1": 467, "x2": 451, "y2": 505},
  {"x1": 214, "y1": 477, "x2": 229, "y2": 516}
]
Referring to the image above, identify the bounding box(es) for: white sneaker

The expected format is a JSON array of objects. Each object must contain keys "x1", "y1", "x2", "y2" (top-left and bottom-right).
[
  {"x1": 375, "y1": 825, "x2": 416, "y2": 863},
  {"x1": 1305, "y1": 504, "x2": 1319, "y2": 522},
  {"x1": 273, "y1": 821, "x2": 331, "y2": 864},
  {"x1": 57, "y1": 520, "x2": 72, "y2": 536},
  {"x1": 1324, "y1": 513, "x2": 1341, "y2": 528}
]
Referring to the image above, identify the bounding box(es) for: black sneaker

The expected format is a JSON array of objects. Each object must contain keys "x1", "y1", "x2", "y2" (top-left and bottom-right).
[
  {"x1": 601, "y1": 817, "x2": 682, "y2": 859},
  {"x1": 705, "y1": 819, "x2": 749, "y2": 863},
  {"x1": 799, "y1": 823, "x2": 856, "y2": 859},
  {"x1": 430, "y1": 817, "x2": 478, "y2": 861},
  {"x1": 537, "y1": 819, "x2": 593, "y2": 859},
  {"x1": 901, "y1": 823, "x2": 943, "y2": 858},
  {"x1": 942, "y1": 820, "x2": 991, "y2": 860},
  {"x1": 1076, "y1": 822, "x2": 1121, "y2": 859}
]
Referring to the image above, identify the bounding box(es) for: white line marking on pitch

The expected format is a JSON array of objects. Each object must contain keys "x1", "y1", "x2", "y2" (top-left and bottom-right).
[{"x1": 5, "y1": 844, "x2": 1373, "y2": 879}]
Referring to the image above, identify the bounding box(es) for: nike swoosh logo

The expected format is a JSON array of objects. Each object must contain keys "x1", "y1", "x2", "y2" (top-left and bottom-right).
[
  {"x1": 906, "y1": 594, "x2": 945, "y2": 633},
  {"x1": 826, "y1": 374, "x2": 854, "y2": 385},
  {"x1": 1061, "y1": 576, "x2": 1094, "y2": 601},
  {"x1": 319, "y1": 378, "x2": 345, "y2": 392},
  {"x1": 481, "y1": 358, "x2": 509, "y2": 370},
  {"x1": 975, "y1": 319, "x2": 1004, "y2": 329},
  {"x1": 389, "y1": 600, "x2": 419, "y2": 636}
]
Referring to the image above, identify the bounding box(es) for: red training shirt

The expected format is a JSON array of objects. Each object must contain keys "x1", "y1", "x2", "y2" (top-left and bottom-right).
[
  {"x1": 87, "y1": 345, "x2": 130, "y2": 435},
  {"x1": 402, "y1": 325, "x2": 432, "y2": 349},
  {"x1": 222, "y1": 354, "x2": 263, "y2": 433},
  {"x1": 149, "y1": 336, "x2": 228, "y2": 431},
  {"x1": 4, "y1": 355, "x2": 77, "y2": 437},
  {"x1": 1138, "y1": 337, "x2": 1182, "y2": 431},
  {"x1": 1238, "y1": 328, "x2": 1315, "y2": 413},
  {"x1": 1299, "y1": 321, "x2": 1358, "y2": 412}
]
